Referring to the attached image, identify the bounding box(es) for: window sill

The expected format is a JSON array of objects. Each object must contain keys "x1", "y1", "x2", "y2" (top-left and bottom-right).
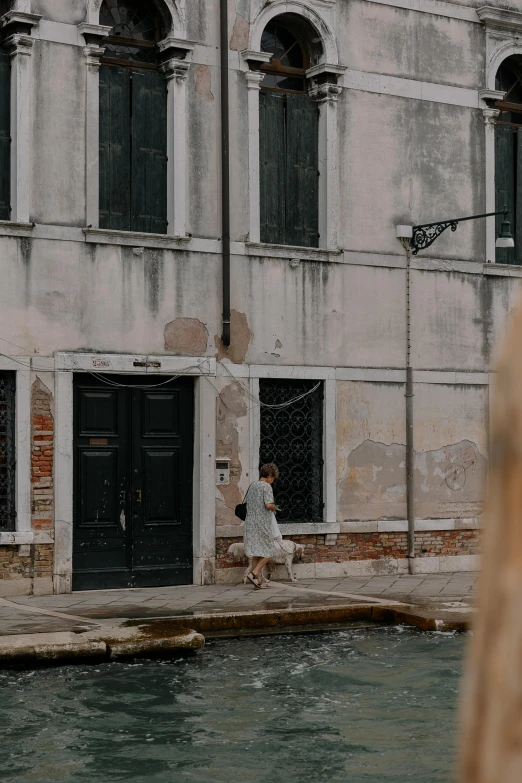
[
  {"x1": 246, "y1": 241, "x2": 341, "y2": 263},
  {"x1": 0, "y1": 530, "x2": 54, "y2": 546},
  {"x1": 483, "y1": 262, "x2": 522, "y2": 277},
  {"x1": 0, "y1": 220, "x2": 35, "y2": 237},
  {"x1": 84, "y1": 227, "x2": 191, "y2": 250},
  {"x1": 216, "y1": 522, "x2": 340, "y2": 538}
]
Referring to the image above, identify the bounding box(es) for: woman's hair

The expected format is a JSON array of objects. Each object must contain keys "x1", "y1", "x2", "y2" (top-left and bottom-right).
[{"x1": 260, "y1": 463, "x2": 279, "y2": 479}]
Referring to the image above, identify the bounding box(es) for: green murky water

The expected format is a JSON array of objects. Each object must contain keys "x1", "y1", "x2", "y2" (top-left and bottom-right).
[{"x1": 0, "y1": 627, "x2": 466, "y2": 783}]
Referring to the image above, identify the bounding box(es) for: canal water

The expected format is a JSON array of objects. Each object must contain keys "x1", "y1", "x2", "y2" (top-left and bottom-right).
[{"x1": 0, "y1": 627, "x2": 465, "y2": 783}]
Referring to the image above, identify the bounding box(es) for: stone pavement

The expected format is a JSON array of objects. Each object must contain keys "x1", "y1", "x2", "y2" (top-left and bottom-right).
[{"x1": 0, "y1": 572, "x2": 478, "y2": 638}]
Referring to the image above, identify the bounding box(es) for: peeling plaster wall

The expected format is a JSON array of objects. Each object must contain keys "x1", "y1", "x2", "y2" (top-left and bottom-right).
[
  {"x1": 215, "y1": 380, "x2": 249, "y2": 528},
  {"x1": 337, "y1": 382, "x2": 487, "y2": 522}
]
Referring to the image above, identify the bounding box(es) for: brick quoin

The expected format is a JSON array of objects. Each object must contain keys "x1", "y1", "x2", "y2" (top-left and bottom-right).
[
  {"x1": 31, "y1": 379, "x2": 54, "y2": 533},
  {"x1": 216, "y1": 530, "x2": 481, "y2": 569}
]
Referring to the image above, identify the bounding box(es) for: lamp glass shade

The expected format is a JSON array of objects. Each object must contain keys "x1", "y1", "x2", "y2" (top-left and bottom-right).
[
  {"x1": 496, "y1": 219, "x2": 515, "y2": 249},
  {"x1": 496, "y1": 237, "x2": 515, "y2": 249}
]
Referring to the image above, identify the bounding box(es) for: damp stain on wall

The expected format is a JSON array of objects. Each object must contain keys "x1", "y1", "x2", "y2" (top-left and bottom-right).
[{"x1": 338, "y1": 438, "x2": 486, "y2": 521}]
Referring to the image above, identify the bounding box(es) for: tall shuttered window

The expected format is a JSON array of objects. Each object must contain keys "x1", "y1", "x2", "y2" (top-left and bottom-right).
[
  {"x1": 0, "y1": 372, "x2": 15, "y2": 531},
  {"x1": 0, "y1": 45, "x2": 10, "y2": 222},
  {"x1": 99, "y1": 0, "x2": 168, "y2": 234},
  {"x1": 259, "y1": 20, "x2": 319, "y2": 248},
  {"x1": 495, "y1": 57, "x2": 522, "y2": 264}
]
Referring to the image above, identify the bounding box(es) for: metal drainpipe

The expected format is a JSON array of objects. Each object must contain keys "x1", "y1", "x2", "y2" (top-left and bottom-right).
[
  {"x1": 220, "y1": 0, "x2": 231, "y2": 348},
  {"x1": 405, "y1": 243, "x2": 415, "y2": 573}
]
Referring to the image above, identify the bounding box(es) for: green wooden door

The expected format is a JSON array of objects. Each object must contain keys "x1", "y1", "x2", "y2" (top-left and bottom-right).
[
  {"x1": 0, "y1": 48, "x2": 11, "y2": 221},
  {"x1": 259, "y1": 91, "x2": 319, "y2": 248},
  {"x1": 99, "y1": 67, "x2": 168, "y2": 234},
  {"x1": 73, "y1": 375, "x2": 194, "y2": 590}
]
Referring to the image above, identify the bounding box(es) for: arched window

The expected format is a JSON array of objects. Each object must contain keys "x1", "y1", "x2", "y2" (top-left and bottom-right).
[
  {"x1": 494, "y1": 57, "x2": 522, "y2": 264},
  {"x1": 259, "y1": 18, "x2": 319, "y2": 248},
  {"x1": 99, "y1": 0, "x2": 168, "y2": 234}
]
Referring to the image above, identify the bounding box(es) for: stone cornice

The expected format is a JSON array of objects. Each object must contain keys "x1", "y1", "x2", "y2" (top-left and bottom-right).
[
  {"x1": 0, "y1": 11, "x2": 41, "y2": 32},
  {"x1": 477, "y1": 6, "x2": 522, "y2": 33},
  {"x1": 241, "y1": 50, "x2": 272, "y2": 71}
]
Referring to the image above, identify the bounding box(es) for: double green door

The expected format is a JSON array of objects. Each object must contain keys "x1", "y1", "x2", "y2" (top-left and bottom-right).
[{"x1": 73, "y1": 375, "x2": 194, "y2": 590}]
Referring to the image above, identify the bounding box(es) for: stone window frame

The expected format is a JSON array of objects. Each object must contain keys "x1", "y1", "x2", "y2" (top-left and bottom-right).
[
  {"x1": 0, "y1": 7, "x2": 41, "y2": 226},
  {"x1": 249, "y1": 366, "x2": 337, "y2": 536},
  {"x1": 79, "y1": 0, "x2": 194, "y2": 240},
  {"x1": 479, "y1": 6, "x2": 522, "y2": 264},
  {"x1": 53, "y1": 353, "x2": 217, "y2": 594},
  {"x1": 0, "y1": 358, "x2": 31, "y2": 546},
  {"x1": 243, "y1": 1, "x2": 345, "y2": 252}
]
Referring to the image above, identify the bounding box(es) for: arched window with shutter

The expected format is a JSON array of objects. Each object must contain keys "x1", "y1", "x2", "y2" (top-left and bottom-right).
[
  {"x1": 495, "y1": 57, "x2": 522, "y2": 264},
  {"x1": 99, "y1": 0, "x2": 168, "y2": 234},
  {"x1": 259, "y1": 18, "x2": 319, "y2": 248}
]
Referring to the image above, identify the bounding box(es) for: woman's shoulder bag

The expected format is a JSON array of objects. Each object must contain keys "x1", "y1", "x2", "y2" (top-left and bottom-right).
[{"x1": 235, "y1": 483, "x2": 253, "y2": 522}]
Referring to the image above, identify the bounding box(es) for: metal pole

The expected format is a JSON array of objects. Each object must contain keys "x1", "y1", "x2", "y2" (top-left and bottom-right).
[
  {"x1": 405, "y1": 244, "x2": 415, "y2": 572},
  {"x1": 220, "y1": 0, "x2": 231, "y2": 347}
]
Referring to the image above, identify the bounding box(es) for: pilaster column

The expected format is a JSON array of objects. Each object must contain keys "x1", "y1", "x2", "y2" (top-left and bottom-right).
[
  {"x1": 78, "y1": 24, "x2": 111, "y2": 229},
  {"x1": 308, "y1": 63, "x2": 346, "y2": 251},
  {"x1": 241, "y1": 50, "x2": 271, "y2": 243},
  {"x1": 480, "y1": 89, "x2": 504, "y2": 263},
  {"x1": 1, "y1": 12, "x2": 41, "y2": 223},
  {"x1": 158, "y1": 37, "x2": 194, "y2": 238},
  {"x1": 160, "y1": 58, "x2": 191, "y2": 237},
  {"x1": 244, "y1": 70, "x2": 265, "y2": 244}
]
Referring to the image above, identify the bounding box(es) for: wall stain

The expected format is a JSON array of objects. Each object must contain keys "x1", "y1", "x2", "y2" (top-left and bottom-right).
[
  {"x1": 338, "y1": 438, "x2": 486, "y2": 521},
  {"x1": 229, "y1": 13, "x2": 249, "y2": 51},
  {"x1": 164, "y1": 317, "x2": 209, "y2": 355},
  {"x1": 195, "y1": 65, "x2": 214, "y2": 102},
  {"x1": 215, "y1": 309, "x2": 253, "y2": 364},
  {"x1": 216, "y1": 382, "x2": 248, "y2": 526}
]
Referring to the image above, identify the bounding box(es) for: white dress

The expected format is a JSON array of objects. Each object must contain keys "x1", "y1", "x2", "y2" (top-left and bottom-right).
[{"x1": 244, "y1": 481, "x2": 283, "y2": 559}]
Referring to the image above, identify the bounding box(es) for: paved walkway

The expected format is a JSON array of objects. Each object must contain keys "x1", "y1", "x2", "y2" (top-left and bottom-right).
[{"x1": 0, "y1": 572, "x2": 478, "y2": 637}]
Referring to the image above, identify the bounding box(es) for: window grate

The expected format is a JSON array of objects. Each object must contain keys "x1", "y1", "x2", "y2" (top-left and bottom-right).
[
  {"x1": 0, "y1": 371, "x2": 15, "y2": 530},
  {"x1": 259, "y1": 379, "x2": 324, "y2": 523}
]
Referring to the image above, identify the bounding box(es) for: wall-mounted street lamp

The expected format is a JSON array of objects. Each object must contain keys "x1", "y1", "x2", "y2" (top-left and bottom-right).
[
  {"x1": 396, "y1": 205, "x2": 514, "y2": 575},
  {"x1": 396, "y1": 207, "x2": 514, "y2": 255}
]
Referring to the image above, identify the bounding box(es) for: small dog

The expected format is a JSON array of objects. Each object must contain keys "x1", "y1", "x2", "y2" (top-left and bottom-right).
[{"x1": 228, "y1": 541, "x2": 305, "y2": 583}]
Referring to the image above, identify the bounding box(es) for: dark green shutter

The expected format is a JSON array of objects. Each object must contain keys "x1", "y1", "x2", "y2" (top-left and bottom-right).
[
  {"x1": 495, "y1": 125, "x2": 517, "y2": 264},
  {"x1": 260, "y1": 91, "x2": 285, "y2": 244},
  {"x1": 99, "y1": 66, "x2": 131, "y2": 231},
  {"x1": 0, "y1": 49, "x2": 11, "y2": 221},
  {"x1": 516, "y1": 130, "x2": 522, "y2": 266},
  {"x1": 131, "y1": 70, "x2": 168, "y2": 234},
  {"x1": 285, "y1": 94, "x2": 319, "y2": 248}
]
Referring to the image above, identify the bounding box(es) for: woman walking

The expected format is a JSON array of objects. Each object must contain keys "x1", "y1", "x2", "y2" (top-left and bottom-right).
[{"x1": 244, "y1": 463, "x2": 283, "y2": 589}]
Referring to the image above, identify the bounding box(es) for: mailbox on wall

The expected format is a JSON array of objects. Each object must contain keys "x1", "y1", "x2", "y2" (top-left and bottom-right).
[{"x1": 215, "y1": 458, "x2": 231, "y2": 485}]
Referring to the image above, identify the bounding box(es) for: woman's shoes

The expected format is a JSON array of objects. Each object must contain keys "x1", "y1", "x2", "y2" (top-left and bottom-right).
[{"x1": 246, "y1": 572, "x2": 269, "y2": 589}]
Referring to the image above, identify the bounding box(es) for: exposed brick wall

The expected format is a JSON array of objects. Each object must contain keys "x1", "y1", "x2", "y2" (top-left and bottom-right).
[
  {"x1": 0, "y1": 544, "x2": 53, "y2": 581},
  {"x1": 31, "y1": 379, "x2": 54, "y2": 531},
  {"x1": 216, "y1": 530, "x2": 481, "y2": 569}
]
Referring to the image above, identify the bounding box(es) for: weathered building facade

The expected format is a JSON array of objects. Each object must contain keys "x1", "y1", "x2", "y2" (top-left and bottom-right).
[{"x1": 0, "y1": 0, "x2": 520, "y2": 595}]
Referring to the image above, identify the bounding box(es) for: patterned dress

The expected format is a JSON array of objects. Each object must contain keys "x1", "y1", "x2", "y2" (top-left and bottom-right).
[{"x1": 244, "y1": 480, "x2": 283, "y2": 559}]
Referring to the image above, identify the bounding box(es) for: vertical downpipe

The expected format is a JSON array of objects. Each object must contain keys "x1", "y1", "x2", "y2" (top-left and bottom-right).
[
  {"x1": 220, "y1": 0, "x2": 231, "y2": 348},
  {"x1": 405, "y1": 244, "x2": 415, "y2": 573}
]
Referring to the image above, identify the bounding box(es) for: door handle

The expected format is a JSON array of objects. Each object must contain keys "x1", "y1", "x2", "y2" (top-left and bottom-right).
[{"x1": 136, "y1": 489, "x2": 142, "y2": 504}]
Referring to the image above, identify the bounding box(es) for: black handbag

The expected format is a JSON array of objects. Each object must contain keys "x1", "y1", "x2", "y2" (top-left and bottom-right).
[{"x1": 235, "y1": 484, "x2": 252, "y2": 522}]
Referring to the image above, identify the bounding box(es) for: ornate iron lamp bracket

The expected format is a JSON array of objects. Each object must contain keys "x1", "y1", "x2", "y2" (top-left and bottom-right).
[
  {"x1": 411, "y1": 208, "x2": 509, "y2": 255},
  {"x1": 412, "y1": 221, "x2": 458, "y2": 254}
]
